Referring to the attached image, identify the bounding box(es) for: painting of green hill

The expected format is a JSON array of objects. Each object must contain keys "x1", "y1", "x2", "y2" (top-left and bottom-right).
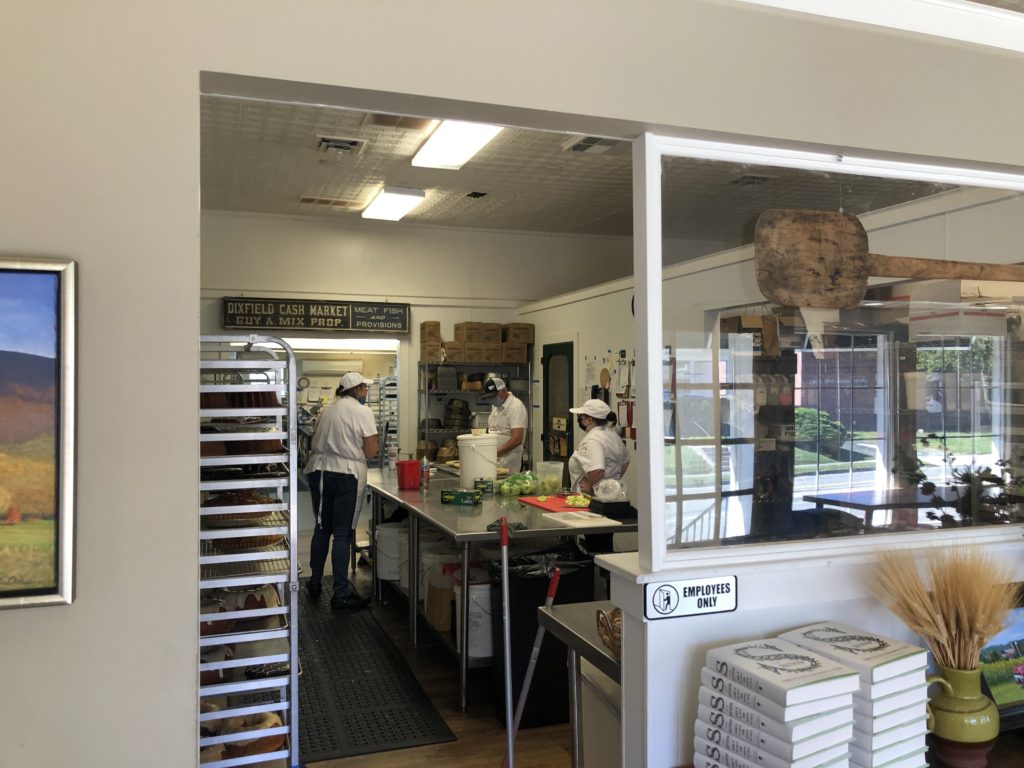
[
  {"x1": 0, "y1": 437, "x2": 56, "y2": 518},
  {"x1": 0, "y1": 520, "x2": 56, "y2": 591}
]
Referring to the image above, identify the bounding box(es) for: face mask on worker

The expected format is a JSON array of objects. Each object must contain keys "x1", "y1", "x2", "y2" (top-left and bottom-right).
[{"x1": 577, "y1": 415, "x2": 588, "y2": 431}]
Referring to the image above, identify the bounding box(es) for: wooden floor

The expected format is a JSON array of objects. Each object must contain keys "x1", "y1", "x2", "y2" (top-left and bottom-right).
[{"x1": 304, "y1": 565, "x2": 573, "y2": 768}]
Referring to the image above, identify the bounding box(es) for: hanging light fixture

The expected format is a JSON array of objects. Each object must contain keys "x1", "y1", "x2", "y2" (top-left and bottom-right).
[
  {"x1": 361, "y1": 186, "x2": 426, "y2": 221},
  {"x1": 411, "y1": 120, "x2": 503, "y2": 170}
]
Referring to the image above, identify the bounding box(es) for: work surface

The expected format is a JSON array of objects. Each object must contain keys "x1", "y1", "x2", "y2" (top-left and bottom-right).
[
  {"x1": 803, "y1": 486, "x2": 959, "y2": 513},
  {"x1": 367, "y1": 469, "x2": 634, "y2": 542}
]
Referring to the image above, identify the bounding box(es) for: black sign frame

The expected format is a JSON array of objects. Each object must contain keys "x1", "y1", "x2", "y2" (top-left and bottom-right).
[{"x1": 222, "y1": 297, "x2": 409, "y2": 333}]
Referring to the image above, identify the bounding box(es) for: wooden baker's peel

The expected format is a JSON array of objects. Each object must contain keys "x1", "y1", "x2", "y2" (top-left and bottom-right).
[{"x1": 754, "y1": 208, "x2": 1024, "y2": 309}]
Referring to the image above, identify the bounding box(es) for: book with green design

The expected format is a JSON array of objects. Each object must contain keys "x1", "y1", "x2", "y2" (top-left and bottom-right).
[
  {"x1": 779, "y1": 622, "x2": 927, "y2": 683},
  {"x1": 705, "y1": 638, "x2": 860, "y2": 706}
]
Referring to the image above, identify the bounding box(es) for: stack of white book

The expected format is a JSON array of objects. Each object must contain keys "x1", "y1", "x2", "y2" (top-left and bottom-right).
[
  {"x1": 780, "y1": 622, "x2": 929, "y2": 768},
  {"x1": 694, "y1": 637, "x2": 860, "y2": 768}
]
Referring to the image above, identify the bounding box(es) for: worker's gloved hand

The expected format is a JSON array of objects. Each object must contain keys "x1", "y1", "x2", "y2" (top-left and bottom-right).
[{"x1": 487, "y1": 519, "x2": 526, "y2": 533}]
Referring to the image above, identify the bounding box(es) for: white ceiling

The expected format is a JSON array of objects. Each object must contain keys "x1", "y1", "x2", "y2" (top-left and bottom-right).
[{"x1": 200, "y1": 95, "x2": 957, "y2": 252}]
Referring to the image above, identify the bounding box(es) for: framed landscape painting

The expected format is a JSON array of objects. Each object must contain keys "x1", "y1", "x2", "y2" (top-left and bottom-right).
[
  {"x1": 0, "y1": 257, "x2": 76, "y2": 608},
  {"x1": 980, "y1": 606, "x2": 1024, "y2": 731}
]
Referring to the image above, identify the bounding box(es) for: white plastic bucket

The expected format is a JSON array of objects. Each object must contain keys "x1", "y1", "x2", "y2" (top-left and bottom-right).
[
  {"x1": 453, "y1": 567, "x2": 492, "y2": 659},
  {"x1": 457, "y1": 433, "x2": 498, "y2": 489},
  {"x1": 375, "y1": 522, "x2": 406, "y2": 581},
  {"x1": 397, "y1": 527, "x2": 410, "y2": 589},
  {"x1": 419, "y1": 543, "x2": 458, "y2": 600}
]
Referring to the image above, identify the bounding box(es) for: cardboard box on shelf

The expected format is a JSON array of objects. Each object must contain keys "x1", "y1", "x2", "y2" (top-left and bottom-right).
[
  {"x1": 454, "y1": 322, "x2": 485, "y2": 342},
  {"x1": 420, "y1": 340, "x2": 444, "y2": 363},
  {"x1": 501, "y1": 323, "x2": 534, "y2": 344},
  {"x1": 420, "y1": 320, "x2": 441, "y2": 342},
  {"x1": 720, "y1": 314, "x2": 781, "y2": 356},
  {"x1": 442, "y1": 341, "x2": 464, "y2": 362},
  {"x1": 464, "y1": 341, "x2": 486, "y2": 362},
  {"x1": 481, "y1": 343, "x2": 503, "y2": 363},
  {"x1": 502, "y1": 342, "x2": 528, "y2": 363},
  {"x1": 481, "y1": 323, "x2": 502, "y2": 344},
  {"x1": 719, "y1": 315, "x2": 763, "y2": 334}
]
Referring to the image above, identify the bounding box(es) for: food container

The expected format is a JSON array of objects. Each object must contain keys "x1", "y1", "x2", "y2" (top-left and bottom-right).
[
  {"x1": 535, "y1": 461, "x2": 564, "y2": 495},
  {"x1": 441, "y1": 488, "x2": 483, "y2": 505},
  {"x1": 457, "y1": 433, "x2": 497, "y2": 489},
  {"x1": 396, "y1": 459, "x2": 421, "y2": 490}
]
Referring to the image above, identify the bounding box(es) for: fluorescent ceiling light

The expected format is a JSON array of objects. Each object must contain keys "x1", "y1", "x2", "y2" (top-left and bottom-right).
[
  {"x1": 248, "y1": 338, "x2": 400, "y2": 352},
  {"x1": 411, "y1": 120, "x2": 504, "y2": 170},
  {"x1": 362, "y1": 186, "x2": 426, "y2": 221}
]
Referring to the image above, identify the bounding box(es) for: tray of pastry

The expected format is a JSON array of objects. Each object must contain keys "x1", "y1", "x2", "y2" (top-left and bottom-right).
[
  {"x1": 203, "y1": 510, "x2": 289, "y2": 530},
  {"x1": 201, "y1": 556, "x2": 290, "y2": 581}
]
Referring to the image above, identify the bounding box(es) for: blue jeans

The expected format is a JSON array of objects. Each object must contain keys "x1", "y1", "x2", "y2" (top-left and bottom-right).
[{"x1": 307, "y1": 470, "x2": 357, "y2": 597}]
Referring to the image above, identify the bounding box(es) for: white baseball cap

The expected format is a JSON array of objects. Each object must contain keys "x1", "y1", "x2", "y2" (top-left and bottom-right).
[
  {"x1": 483, "y1": 377, "x2": 507, "y2": 394},
  {"x1": 569, "y1": 399, "x2": 612, "y2": 419},
  {"x1": 339, "y1": 372, "x2": 374, "y2": 391}
]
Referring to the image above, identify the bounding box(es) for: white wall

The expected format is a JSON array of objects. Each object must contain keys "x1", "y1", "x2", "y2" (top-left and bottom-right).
[
  {"x1": 201, "y1": 210, "x2": 637, "y2": 455},
  {"x1": 202, "y1": 210, "x2": 633, "y2": 301},
  {"x1": 3, "y1": 2, "x2": 1024, "y2": 766}
]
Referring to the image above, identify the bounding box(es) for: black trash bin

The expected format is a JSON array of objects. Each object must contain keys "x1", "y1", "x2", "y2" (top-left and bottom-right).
[{"x1": 489, "y1": 546, "x2": 594, "y2": 729}]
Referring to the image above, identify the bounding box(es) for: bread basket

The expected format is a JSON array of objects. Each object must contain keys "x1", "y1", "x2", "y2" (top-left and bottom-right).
[{"x1": 596, "y1": 606, "x2": 622, "y2": 658}]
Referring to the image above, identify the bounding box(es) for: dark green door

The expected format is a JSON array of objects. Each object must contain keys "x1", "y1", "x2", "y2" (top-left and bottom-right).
[{"x1": 541, "y1": 342, "x2": 573, "y2": 484}]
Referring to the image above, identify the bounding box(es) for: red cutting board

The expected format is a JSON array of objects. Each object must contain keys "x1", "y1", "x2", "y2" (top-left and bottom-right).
[{"x1": 518, "y1": 495, "x2": 587, "y2": 513}]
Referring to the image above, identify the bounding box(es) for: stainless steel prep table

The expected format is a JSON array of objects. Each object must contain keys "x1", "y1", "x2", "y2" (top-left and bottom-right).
[
  {"x1": 537, "y1": 600, "x2": 621, "y2": 768},
  {"x1": 366, "y1": 468, "x2": 635, "y2": 710}
]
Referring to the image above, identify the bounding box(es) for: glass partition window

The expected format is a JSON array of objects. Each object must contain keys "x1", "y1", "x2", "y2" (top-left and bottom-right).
[{"x1": 648, "y1": 138, "x2": 1024, "y2": 562}]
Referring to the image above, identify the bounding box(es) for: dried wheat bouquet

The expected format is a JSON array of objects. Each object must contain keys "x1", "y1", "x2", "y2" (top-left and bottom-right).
[{"x1": 873, "y1": 546, "x2": 1019, "y2": 670}]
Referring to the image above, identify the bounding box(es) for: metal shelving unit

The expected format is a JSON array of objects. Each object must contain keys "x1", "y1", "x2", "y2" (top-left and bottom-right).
[
  {"x1": 199, "y1": 335, "x2": 299, "y2": 768},
  {"x1": 417, "y1": 361, "x2": 532, "y2": 467},
  {"x1": 369, "y1": 375, "x2": 400, "y2": 469}
]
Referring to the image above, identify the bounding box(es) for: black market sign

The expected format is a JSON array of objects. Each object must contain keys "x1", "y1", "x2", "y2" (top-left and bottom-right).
[{"x1": 222, "y1": 297, "x2": 409, "y2": 333}]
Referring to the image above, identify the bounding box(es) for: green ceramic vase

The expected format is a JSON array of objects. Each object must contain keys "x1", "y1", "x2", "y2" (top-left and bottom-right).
[{"x1": 928, "y1": 666, "x2": 999, "y2": 768}]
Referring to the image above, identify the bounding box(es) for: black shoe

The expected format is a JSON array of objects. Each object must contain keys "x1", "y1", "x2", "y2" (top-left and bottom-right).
[
  {"x1": 306, "y1": 580, "x2": 322, "y2": 599},
  {"x1": 330, "y1": 594, "x2": 369, "y2": 610}
]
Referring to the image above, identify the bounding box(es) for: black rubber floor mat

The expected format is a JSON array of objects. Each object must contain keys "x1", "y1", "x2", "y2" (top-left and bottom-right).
[{"x1": 298, "y1": 579, "x2": 455, "y2": 763}]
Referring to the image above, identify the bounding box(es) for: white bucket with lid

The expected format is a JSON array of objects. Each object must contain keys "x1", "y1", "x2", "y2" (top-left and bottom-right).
[
  {"x1": 453, "y1": 566, "x2": 492, "y2": 658},
  {"x1": 457, "y1": 433, "x2": 498, "y2": 489},
  {"x1": 376, "y1": 522, "x2": 406, "y2": 581},
  {"x1": 419, "y1": 541, "x2": 458, "y2": 598}
]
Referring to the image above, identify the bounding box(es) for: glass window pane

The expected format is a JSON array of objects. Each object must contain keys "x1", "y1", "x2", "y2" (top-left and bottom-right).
[{"x1": 657, "y1": 146, "x2": 1023, "y2": 560}]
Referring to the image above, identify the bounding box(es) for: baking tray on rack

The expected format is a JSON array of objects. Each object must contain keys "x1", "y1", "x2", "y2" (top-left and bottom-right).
[{"x1": 200, "y1": 556, "x2": 291, "y2": 581}]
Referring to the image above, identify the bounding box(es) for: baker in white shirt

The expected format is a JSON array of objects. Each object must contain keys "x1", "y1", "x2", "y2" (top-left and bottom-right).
[
  {"x1": 484, "y1": 377, "x2": 528, "y2": 472},
  {"x1": 303, "y1": 372, "x2": 378, "y2": 609},
  {"x1": 567, "y1": 398, "x2": 629, "y2": 494}
]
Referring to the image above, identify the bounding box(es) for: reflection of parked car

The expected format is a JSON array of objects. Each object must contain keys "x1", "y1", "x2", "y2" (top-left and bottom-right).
[{"x1": 1013, "y1": 665, "x2": 1024, "y2": 685}]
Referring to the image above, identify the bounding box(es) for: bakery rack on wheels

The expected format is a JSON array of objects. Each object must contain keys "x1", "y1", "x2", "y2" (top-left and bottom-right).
[{"x1": 199, "y1": 335, "x2": 299, "y2": 768}]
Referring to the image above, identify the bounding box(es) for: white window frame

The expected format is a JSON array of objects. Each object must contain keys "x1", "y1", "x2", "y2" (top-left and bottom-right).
[{"x1": 633, "y1": 132, "x2": 1024, "y2": 572}]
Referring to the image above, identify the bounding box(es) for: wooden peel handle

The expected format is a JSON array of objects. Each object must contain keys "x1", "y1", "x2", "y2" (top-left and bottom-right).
[{"x1": 866, "y1": 253, "x2": 1024, "y2": 282}]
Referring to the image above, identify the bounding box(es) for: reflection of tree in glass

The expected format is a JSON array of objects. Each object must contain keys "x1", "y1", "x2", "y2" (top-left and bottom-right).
[
  {"x1": 906, "y1": 432, "x2": 1023, "y2": 527},
  {"x1": 916, "y1": 337, "x2": 993, "y2": 381}
]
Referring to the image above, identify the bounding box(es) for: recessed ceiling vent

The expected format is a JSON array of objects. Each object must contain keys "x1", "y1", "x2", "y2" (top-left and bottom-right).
[
  {"x1": 730, "y1": 174, "x2": 772, "y2": 187},
  {"x1": 316, "y1": 136, "x2": 365, "y2": 154},
  {"x1": 362, "y1": 113, "x2": 436, "y2": 132},
  {"x1": 298, "y1": 196, "x2": 362, "y2": 210},
  {"x1": 561, "y1": 135, "x2": 624, "y2": 154}
]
